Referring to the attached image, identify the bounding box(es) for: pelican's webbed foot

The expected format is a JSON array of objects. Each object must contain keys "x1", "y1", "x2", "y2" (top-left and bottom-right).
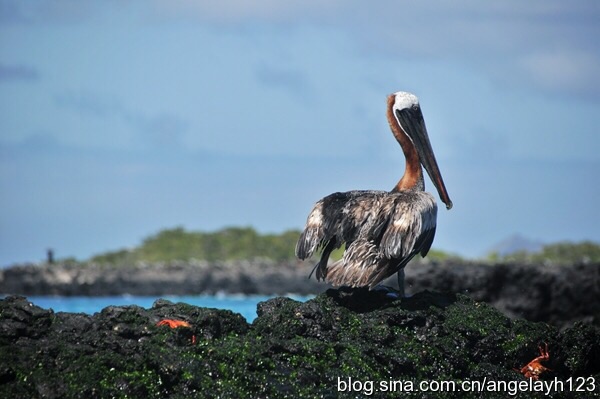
[
  {"x1": 371, "y1": 268, "x2": 407, "y2": 299},
  {"x1": 372, "y1": 284, "x2": 402, "y2": 299}
]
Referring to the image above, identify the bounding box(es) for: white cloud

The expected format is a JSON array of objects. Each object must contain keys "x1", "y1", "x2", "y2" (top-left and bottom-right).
[
  {"x1": 147, "y1": 0, "x2": 600, "y2": 100},
  {"x1": 149, "y1": 0, "x2": 344, "y2": 24},
  {"x1": 518, "y1": 51, "x2": 600, "y2": 99},
  {"x1": 5, "y1": 1, "x2": 598, "y2": 99}
]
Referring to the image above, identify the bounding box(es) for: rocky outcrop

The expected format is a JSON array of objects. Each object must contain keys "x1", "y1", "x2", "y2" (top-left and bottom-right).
[
  {"x1": 0, "y1": 260, "x2": 323, "y2": 296},
  {"x1": 1, "y1": 291, "x2": 598, "y2": 398},
  {"x1": 1, "y1": 260, "x2": 598, "y2": 330},
  {"x1": 404, "y1": 261, "x2": 600, "y2": 330}
]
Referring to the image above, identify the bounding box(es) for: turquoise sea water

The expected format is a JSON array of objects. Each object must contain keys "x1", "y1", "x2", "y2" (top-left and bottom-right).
[{"x1": 24, "y1": 295, "x2": 314, "y2": 322}]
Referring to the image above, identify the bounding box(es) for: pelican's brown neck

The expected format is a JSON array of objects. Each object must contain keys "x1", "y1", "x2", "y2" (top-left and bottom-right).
[{"x1": 386, "y1": 94, "x2": 424, "y2": 192}]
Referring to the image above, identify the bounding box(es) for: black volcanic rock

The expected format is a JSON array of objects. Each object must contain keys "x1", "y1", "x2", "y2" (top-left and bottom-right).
[
  {"x1": 0, "y1": 260, "x2": 324, "y2": 296},
  {"x1": 404, "y1": 261, "x2": 600, "y2": 329},
  {"x1": 1, "y1": 260, "x2": 599, "y2": 329},
  {"x1": 1, "y1": 292, "x2": 599, "y2": 398}
]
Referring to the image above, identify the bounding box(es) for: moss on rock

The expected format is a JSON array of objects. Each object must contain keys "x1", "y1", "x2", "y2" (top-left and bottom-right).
[{"x1": 1, "y1": 289, "x2": 599, "y2": 398}]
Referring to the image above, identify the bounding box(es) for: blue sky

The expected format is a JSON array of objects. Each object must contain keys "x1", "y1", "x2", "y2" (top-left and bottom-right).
[{"x1": 1, "y1": 1, "x2": 599, "y2": 266}]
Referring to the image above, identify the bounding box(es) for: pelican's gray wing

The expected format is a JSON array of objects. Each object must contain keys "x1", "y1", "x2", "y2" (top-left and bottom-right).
[
  {"x1": 295, "y1": 192, "x2": 348, "y2": 260},
  {"x1": 380, "y1": 192, "x2": 438, "y2": 260}
]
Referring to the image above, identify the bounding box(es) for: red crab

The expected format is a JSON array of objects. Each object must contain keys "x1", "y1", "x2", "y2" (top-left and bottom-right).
[
  {"x1": 518, "y1": 343, "x2": 551, "y2": 380},
  {"x1": 156, "y1": 319, "x2": 196, "y2": 344},
  {"x1": 156, "y1": 319, "x2": 191, "y2": 328}
]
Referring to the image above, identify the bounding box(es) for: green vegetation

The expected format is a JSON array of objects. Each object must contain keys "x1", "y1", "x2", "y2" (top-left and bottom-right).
[
  {"x1": 487, "y1": 241, "x2": 600, "y2": 264},
  {"x1": 422, "y1": 248, "x2": 463, "y2": 262},
  {"x1": 90, "y1": 226, "x2": 302, "y2": 264},
  {"x1": 88, "y1": 226, "x2": 463, "y2": 266},
  {"x1": 88, "y1": 225, "x2": 598, "y2": 266}
]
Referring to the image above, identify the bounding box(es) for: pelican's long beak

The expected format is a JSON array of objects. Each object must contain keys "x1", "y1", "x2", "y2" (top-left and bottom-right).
[{"x1": 395, "y1": 106, "x2": 453, "y2": 210}]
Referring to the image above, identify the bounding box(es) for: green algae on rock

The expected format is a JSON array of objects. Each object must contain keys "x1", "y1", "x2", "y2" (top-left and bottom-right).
[{"x1": 1, "y1": 290, "x2": 599, "y2": 398}]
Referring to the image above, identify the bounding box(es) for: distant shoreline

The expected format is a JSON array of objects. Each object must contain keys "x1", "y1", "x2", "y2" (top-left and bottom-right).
[{"x1": 1, "y1": 259, "x2": 598, "y2": 330}]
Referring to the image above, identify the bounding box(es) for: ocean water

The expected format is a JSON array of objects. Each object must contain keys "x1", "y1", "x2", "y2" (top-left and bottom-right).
[{"x1": 24, "y1": 294, "x2": 314, "y2": 322}]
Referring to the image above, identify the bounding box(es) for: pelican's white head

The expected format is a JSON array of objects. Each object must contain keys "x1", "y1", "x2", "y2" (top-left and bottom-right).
[{"x1": 392, "y1": 91, "x2": 419, "y2": 113}]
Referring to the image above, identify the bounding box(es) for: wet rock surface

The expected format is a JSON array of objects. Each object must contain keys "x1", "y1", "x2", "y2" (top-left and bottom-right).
[{"x1": 1, "y1": 290, "x2": 599, "y2": 398}]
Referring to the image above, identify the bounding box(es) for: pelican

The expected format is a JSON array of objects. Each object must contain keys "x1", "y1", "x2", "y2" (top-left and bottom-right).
[{"x1": 295, "y1": 91, "x2": 452, "y2": 296}]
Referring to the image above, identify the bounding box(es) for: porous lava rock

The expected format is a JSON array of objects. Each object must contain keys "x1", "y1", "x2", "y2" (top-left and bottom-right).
[{"x1": 1, "y1": 290, "x2": 599, "y2": 398}]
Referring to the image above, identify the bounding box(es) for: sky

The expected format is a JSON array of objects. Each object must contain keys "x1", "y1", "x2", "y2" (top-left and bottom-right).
[{"x1": 1, "y1": 1, "x2": 599, "y2": 266}]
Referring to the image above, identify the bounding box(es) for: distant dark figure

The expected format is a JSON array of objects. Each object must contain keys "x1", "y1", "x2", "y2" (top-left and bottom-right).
[
  {"x1": 47, "y1": 248, "x2": 54, "y2": 264},
  {"x1": 296, "y1": 91, "x2": 453, "y2": 296}
]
